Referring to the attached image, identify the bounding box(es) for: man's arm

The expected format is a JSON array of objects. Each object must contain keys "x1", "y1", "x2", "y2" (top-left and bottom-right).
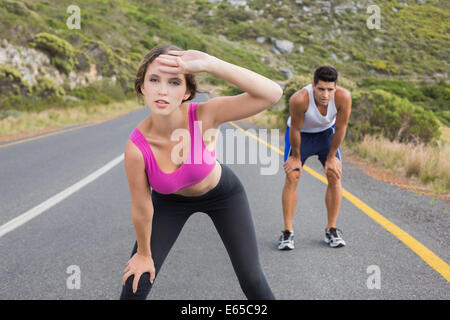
[
  {"x1": 289, "y1": 89, "x2": 308, "y2": 159},
  {"x1": 327, "y1": 88, "x2": 352, "y2": 161},
  {"x1": 283, "y1": 89, "x2": 308, "y2": 175}
]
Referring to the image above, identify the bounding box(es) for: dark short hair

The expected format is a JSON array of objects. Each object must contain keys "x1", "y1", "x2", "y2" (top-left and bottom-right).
[
  {"x1": 134, "y1": 44, "x2": 198, "y2": 103},
  {"x1": 313, "y1": 66, "x2": 338, "y2": 85}
]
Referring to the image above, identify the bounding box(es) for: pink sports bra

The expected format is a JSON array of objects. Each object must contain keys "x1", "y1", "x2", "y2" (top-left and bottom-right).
[{"x1": 129, "y1": 103, "x2": 217, "y2": 194}]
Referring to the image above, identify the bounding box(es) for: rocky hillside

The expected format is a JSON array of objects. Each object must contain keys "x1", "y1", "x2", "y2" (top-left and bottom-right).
[{"x1": 0, "y1": 0, "x2": 448, "y2": 125}]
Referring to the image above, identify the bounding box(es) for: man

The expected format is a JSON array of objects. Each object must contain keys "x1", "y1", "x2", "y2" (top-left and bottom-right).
[{"x1": 279, "y1": 66, "x2": 352, "y2": 250}]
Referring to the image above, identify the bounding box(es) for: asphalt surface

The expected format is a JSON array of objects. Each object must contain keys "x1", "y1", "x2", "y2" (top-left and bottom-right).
[{"x1": 0, "y1": 93, "x2": 448, "y2": 299}]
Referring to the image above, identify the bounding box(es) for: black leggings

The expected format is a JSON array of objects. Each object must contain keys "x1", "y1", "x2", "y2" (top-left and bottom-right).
[{"x1": 120, "y1": 163, "x2": 275, "y2": 300}]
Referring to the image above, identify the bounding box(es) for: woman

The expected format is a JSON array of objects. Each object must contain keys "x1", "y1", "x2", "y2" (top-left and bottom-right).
[{"x1": 120, "y1": 44, "x2": 283, "y2": 300}]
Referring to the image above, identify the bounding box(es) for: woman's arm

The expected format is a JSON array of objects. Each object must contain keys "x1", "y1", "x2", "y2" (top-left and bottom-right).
[
  {"x1": 155, "y1": 50, "x2": 283, "y2": 127},
  {"x1": 122, "y1": 141, "x2": 156, "y2": 293}
]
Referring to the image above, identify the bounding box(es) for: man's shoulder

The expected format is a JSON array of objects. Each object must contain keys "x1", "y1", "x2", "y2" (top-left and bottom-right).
[
  {"x1": 335, "y1": 86, "x2": 351, "y2": 102},
  {"x1": 290, "y1": 87, "x2": 309, "y2": 106}
]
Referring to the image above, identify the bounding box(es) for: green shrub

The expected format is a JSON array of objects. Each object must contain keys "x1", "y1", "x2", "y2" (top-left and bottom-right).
[
  {"x1": 1, "y1": 0, "x2": 29, "y2": 16},
  {"x1": 33, "y1": 77, "x2": 65, "y2": 99},
  {"x1": 350, "y1": 48, "x2": 365, "y2": 62},
  {"x1": 421, "y1": 80, "x2": 450, "y2": 111},
  {"x1": 75, "y1": 50, "x2": 92, "y2": 72},
  {"x1": 358, "y1": 78, "x2": 426, "y2": 102},
  {"x1": 368, "y1": 59, "x2": 399, "y2": 74},
  {"x1": 216, "y1": 4, "x2": 255, "y2": 24},
  {"x1": 0, "y1": 109, "x2": 21, "y2": 120},
  {"x1": 0, "y1": 91, "x2": 67, "y2": 113},
  {"x1": 337, "y1": 77, "x2": 357, "y2": 93},
  {"x1": 45, "y1": 17, "x2": 66, "y2": 30},
  {"x1": 83, "y1": 40, "x2": 118, "y2": 77},
  {"x1": 140, "y1": 39, "x2": 158, "y2": 50},
  {"x1": 0, "y1": 66, "x2": 31, "y2": 97},
  {"x1": 349, "y1": 89, "x2": 441, "y2": 144},
  {"x1": 32, "y1": 33, "x2": 77, "y2": 74},
  {"x1": 81, "y1": 40, "x2": 137, "y2": 92},
  {"x1": 359, "y1": 78, "x2": 450, "y2": 124},
  {"x1": 143, "y1": 15, "x2": 163, "y2": 29},
  {"x1": 225, "y1": 23, "x2": 261, "y2": 41},
  {"x1": 69, "y1": 79, "x2": 129, "y2": 104},
  {"x1": 166, "y1": 28, "x2": 207, "y2": 51},
  {"x1": 283, "y1": 75, "x2": 310, "y2": 103},
  {"x1": 206, "y1": 41, "x2": 280, "y2": 81}
]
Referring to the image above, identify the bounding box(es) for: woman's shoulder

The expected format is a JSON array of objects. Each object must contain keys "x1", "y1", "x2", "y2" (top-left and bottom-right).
[
  {"x1": 125, "y1": 139, "x2": 145, "y2": 165},
  {"x1": 193, "y1": 100, "x2": 218, "y2": 129}
]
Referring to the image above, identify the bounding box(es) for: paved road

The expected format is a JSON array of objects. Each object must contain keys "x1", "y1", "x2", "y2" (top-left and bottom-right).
[{"x1": 0, "y1": 94, "x2": 448, "y2": 299}]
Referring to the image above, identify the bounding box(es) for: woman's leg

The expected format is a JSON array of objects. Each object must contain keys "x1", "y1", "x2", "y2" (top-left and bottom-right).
[
  {"x1": 120, "y1": 194, "x2": 192, "y2": 300},
  {"x1": 205, "y1": 167, "x2": 275, "y2": 300}
]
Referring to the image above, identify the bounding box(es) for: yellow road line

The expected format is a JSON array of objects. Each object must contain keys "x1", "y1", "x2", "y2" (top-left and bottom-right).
[
  {"x1": 0, "y1": 124, "x2": 92, "y2": 149},
  {"x1": 230, "y1": 121, "x2": 450, "y2": 282}
]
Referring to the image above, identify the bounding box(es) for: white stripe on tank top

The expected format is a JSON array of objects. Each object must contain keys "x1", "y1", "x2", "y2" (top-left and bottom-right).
[{"x1": 287, "y1": 84, "x2": 337, "y2": 133}]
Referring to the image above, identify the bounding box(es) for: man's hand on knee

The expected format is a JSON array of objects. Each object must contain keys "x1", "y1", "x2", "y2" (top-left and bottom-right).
[
  {"x1": 283, "y1": 156, "x2": 302, "y2": 176},
  {"x1": 324, "y1": 156, "x2": 342, "y2": 181}
]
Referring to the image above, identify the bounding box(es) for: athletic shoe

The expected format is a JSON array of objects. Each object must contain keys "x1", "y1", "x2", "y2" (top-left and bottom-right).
[
  {"x1": 324, "y1": 227, "x2": 346, "y2": 248},
  {"x1": 278, "y1": 230, "x2": 294, "y2": 250}
]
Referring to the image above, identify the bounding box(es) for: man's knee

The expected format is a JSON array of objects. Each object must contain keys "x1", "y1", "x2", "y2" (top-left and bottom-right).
[
  {"x1": 285, "y1": 170, "x2": 301, "y2": 186},
  {"x1": 326, "y1": 172, "x2": 342, "y2": 187}
]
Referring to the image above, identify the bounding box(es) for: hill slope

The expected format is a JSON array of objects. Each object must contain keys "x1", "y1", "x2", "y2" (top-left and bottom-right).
[{"x1": 0, "y1": 0, "x2": 448, "y2": 123}]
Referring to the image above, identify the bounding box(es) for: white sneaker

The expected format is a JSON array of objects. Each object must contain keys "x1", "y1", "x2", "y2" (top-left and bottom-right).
[
  {"x1": 324, "y1": 228, "x2": 346, "y2": 248},
  {"x1": 278, "y1": 230, "x2": 294, "y2": 250}
]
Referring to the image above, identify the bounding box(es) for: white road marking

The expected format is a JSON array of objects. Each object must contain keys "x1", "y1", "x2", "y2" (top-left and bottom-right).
[{"x1": 0, "y1": 154, "x2": 124, "y2": 238}]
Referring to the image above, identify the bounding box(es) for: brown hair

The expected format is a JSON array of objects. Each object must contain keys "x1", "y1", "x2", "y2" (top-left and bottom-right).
[
  {"x1": 313, "y1": 66, "x2": 338, "y2": 85},
  {"x1": 134, "y1": 44, "x2": 198, "y2": 103}
]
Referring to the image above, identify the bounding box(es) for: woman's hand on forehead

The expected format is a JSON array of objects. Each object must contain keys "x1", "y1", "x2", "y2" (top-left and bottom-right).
[{"x1": 155, "y1": 50, "x2": 212, "y2": 75}]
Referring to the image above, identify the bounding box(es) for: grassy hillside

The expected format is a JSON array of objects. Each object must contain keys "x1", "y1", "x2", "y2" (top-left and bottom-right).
[{"x1": 0, "y1": 0, "x2": 448, "y2": 124}]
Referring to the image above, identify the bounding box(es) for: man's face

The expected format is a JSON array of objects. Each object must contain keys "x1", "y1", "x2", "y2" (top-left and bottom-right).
[{"x1": 312, "y1": 80, "x2": 336, "y2": 107}]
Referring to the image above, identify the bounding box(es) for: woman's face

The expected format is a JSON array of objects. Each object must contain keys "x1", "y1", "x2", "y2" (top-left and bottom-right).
[{"x1": 141, "y1": 59, "x2": 191, "y2": 115}]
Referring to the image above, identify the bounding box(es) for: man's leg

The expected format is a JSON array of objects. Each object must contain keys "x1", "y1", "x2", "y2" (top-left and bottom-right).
[
  {"x1": 282, "y1": 170, "x2": 301, "y2": 231},
  {"x1": 318, "y1": 127, "x2": 343, "y2": 229},
  {"x1": 319, "y1": 127, "x2": 346, "y2": 247},
  {"x1": 279, "y1": 128, "x2": 312, "y2": 250},
  {"x1": 324, "y1": 170, "x2": 346, "y2": 247},
  {"x1": 281, "y1": 126, "x2": 302, "y2": 232},
  {"x1": 281, "y1": 126, "x2": 298, "y2": 231},
  {"x1": 325, "y1": 170, "x2": 342, "y2": 229}
]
